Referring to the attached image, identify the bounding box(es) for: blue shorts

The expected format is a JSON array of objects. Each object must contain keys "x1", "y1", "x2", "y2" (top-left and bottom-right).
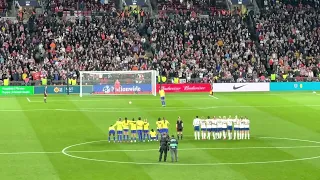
[
  {"x1": 234, "y1": 127, "x2": 239, "y2": 131},
  {"x1": 131, "y1": 130, "x2": 137, "y2": 134},
  {"x1": 137, "y1": 130, "x2": 143, "y2": 134},
  {"x1": 222, "y1": 128, "x2": 227, "y2": 131},
  {"x1": 123, "y1": 129, "x2": 129, "y2": 132},
  {"x1": 207, "y1": 128, "x2": 212, "y2": 132},
  {"x1": 160, "y1": 97, "x2": 165, "y2": 101},
  {"x1": 162, "y1": 128, "x2": 168, "y2": 133},
  {"x1": 117, "y1": 131, "x2": 123, "y2": 135},
  {"x1": 144, "y1": 130, "x2": 149, "y2": 134},
  {"x1": 245, "y1": 128, "x2": 250, "y2": 131},
  {"x1": 201, "y1": 128, "x2": 207, "y2": 131},
  {"x1": 212, "y1": 128, "x2": 217, "y2": 132},
  {"x1": 194, "y1": 126, "x2": 200, "y2": 131},
  {"x1": 227, "y1": 126, "x2": 232, "y2": 130},
  {"x1": 109, "y1": 130, "x2": 115, "y2": 135},
  {"x1": 151, "y1": 137, "x2": 156, "y2": 140}
]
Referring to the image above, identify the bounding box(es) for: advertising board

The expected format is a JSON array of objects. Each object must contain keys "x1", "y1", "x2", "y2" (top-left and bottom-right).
[
  {"x1": 270, "y1": 82, "x2": 320, "y2": 91},
  {"x1": 93, "y1": 84, "x2": 152, "y2": 94},
  {"x1": 0, "y1": 86, "x2": 34, "y2": 95},
  {"x1": 157, "y1": 83, "x2": 211, "y2": 93},
  {"x1": 212, "y1": 83, "x2": 270, "y2": 92},
  {"x1": 34, "y1": 86, "x2": 92, "y2": 94}
]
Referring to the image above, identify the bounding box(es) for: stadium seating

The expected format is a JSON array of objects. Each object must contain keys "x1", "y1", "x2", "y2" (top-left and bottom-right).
[
  {"x1": 255, "y1": 2, "x2": 320, "y2": 81},
  {"x1": 49, "y1": 0, "x2": 115, "y2": 11},
  {"x1": 0, "y1": 0, "x2": 319, "y2": 85}
]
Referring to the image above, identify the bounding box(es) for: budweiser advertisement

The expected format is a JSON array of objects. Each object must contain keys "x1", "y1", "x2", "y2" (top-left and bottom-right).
[{"x1": 157, "y1": 83, "x2": 211, "y2": 93}]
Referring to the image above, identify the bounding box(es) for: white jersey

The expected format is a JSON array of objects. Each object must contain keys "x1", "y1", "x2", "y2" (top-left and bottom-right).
[
  {"x1": 200, "y1": 120, "x2": 207, "y2": 129},
  {"x1": 193, "y1": 118, "x2": 200, "y2": 127},
  {"x1": 227, "y1": 119, "x2": 233, "y2": 126},
  {"x1": 234, "y1": 119, "x2": 240, "y2": 127},
  {"x1": 212, "y1": 119, "x2": 217, "y2": 128},
  {"x1": 217, "y1": 119, "x2": 223, "y2": 128},
  {"x1": 222, "y1": 119, "x2": 227, "y2": 128},
  {"x1": 206, "y1": 119, "x2": 213, "y2": 129},
  {"x1": 240, "y1": 119, "x2": 245, "y2": 128},
  {"x1": 245, "y1": 119, "x2": 250, "y2": 128}
]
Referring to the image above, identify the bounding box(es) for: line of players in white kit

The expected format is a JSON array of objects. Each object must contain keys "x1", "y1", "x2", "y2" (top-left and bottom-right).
[{"x1": 192, "y1": 116, "x2": 250, "y2": 140}]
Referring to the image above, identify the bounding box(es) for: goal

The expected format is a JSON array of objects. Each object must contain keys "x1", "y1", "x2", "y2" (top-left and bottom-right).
[{"x1": 79, "y1": 70, "x2": 157, "y2": 97}]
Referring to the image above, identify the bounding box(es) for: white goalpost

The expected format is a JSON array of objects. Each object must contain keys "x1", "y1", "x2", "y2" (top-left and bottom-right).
[{"x1": 79, "y1": 70, "x2": 157, "y2": 97}]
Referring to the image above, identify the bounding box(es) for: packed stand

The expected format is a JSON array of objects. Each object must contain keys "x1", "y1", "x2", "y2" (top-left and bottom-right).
[
  {"x1": 150, "y1": 10, "x2": 264, "y2": 83},
  {"x1": 0, "y1": 3, "x2": 269, "y2": 85},
  {"x1": 255, "y1": 1, "x2": 320, "y2": 81},
  {"x1": 0, "y1": 0, "x2": 7, "y2": 15},
  {"x1": 0, "y1": 11, "x2": 150, "y2": 84},
  {"x1": 48, "y1": 0, "x2": 115, "y2": 12}
]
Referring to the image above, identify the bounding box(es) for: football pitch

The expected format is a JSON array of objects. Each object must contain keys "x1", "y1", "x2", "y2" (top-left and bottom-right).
[{"x1": 1, "y1": 92, "x2": 320, "y2": 180}]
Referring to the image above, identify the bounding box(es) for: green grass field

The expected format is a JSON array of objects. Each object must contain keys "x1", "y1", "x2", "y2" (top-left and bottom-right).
[{"x1": 1, "y1": 92, "x2": 320, "y2": 180}]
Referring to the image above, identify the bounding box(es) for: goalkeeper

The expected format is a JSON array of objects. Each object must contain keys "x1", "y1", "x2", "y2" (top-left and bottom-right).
[
  {"x1": 114, "y1": 79, "x2": 121, "y2": 94},
  {"x1": 159, "y1": 87, "x2": 166, "y2": 107}
]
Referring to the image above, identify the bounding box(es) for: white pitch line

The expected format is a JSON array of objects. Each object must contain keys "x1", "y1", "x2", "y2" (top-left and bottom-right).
[
  {"x1": 259, "y1": 137, "x2": 320, "y2": 144},
  {"x1": 1, "y1": 137, "x2": 320, "y2": 157},
  {"x1": 3, "y1": 146, "x2": 320, "y2": 155},
  {"x1": 28, "y1": 98, "x2": 213, "y2": 103},
  {"x1": 0, "y1": 151, "x2": 60, "y2": 155},
  {"x1": 210, "y1": 96, "x2": 219, "y2": 99},
  {"x1": 24, "y1": 92, "x2": 318, "y2": 102},
  {"x1": 1, "y1": 104, "x2": 320, "y2": 112},
  {"x1": 67, "y1": 145, "x2": 320, "y2": 153},
  {"x1": 61, "y1": 136, "x2": 320, "y2": 166},
  {"x1": 26, "y1": 97, "x2": 31, "y2": 102}
]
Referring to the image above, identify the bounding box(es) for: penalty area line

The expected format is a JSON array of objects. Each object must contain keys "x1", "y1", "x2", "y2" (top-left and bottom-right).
[{"x1": 209, "y1": 95, "x2": 219, "y2": 99}]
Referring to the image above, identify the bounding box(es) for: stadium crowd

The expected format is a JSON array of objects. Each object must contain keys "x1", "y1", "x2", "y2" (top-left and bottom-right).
[{"x1": 0, "y1": 0, "x2": 319, "y2": 84}]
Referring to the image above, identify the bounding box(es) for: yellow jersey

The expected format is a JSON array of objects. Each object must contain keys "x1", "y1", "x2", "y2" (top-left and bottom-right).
[
  {"x1": 130, "y1": 121, "x2": 137, "y2": 130},
  {"x1": 109, "y1": 126, "x2": 115, "y2": 131},
  {"x1": 136, "y1": 120, "x2": 144, "y2": 130},
  {"x1": 143, "y1": 122, "x2": 150, "y2": 130},
  {"x1": 114, "y1": 121, "x2": 123, "y2": 131},
  {"x1": 122, "y1": 121, "x2": 130, "y2": 130},
  {"x1": 162, "y1": 120, "x2": 170, "y2": 129},
  {"x1": 150, "y1": 131, "x2": 156, "y2": 138},
  {"x1": 156, "y1": 121, "x2": 162, "y2": 129},
  {"x1": 159, "y1": 90, "x2": 165, "y2": 97}
]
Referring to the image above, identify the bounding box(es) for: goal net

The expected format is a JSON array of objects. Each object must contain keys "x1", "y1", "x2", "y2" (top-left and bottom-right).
[{"x1": 79, "y1": 70, "x2": 157, "y2": 97}]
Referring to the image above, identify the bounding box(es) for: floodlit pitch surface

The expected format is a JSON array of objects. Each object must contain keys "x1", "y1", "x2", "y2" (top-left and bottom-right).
[{"x1": 1, "y1": 92, "x2": 320, "y2": 180}]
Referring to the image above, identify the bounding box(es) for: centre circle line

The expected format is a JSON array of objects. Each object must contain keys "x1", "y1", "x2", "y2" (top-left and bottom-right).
[
  {"x1": 61, "y1": 137, "x2": 320, "y2": 166},
  {"x1": 66, "y1": 145, "x2": 320, "y2": 153}
]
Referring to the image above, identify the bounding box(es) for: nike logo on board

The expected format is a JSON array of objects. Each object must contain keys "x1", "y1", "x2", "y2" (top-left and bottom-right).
[{"x1": 233, "y1": 85, "x2": 246, "y2": 90}]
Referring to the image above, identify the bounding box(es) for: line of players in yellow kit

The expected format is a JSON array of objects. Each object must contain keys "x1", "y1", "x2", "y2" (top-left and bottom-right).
[{"x1": 108, "y1": 117, "x2": 170, "y2": 142}]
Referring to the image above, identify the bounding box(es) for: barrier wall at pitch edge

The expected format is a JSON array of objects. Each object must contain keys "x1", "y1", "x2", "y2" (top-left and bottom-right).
[
  {"x1": 2, "y1": 82, "x2": 320, "y2": 96},
  {"x1": 157, "y1": 83, "x2": 211, "y2": 93},
  {"x1": 0, "y1": 86, "x2": 34, "y2": 95},
  {"x1": 34, "y1": 86, "x2": 92, "y2": 94},
  {"x1": 270, "y1": 82, "x2": 320, "y2": 91},
  {"x1": 212, "y1": 83, "x2": 270, "y2": 92},
  {"x1": 93, "y1": 84, "x2": 152, "y2": 94}
]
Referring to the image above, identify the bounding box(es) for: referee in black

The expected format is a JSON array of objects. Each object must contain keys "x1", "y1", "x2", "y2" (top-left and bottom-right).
[
  {"x1": 176, "y1": 116, "x2": 183, "y2": 140},
  {"x1": 159, "y1": 133, "x2": 170, "y2": 162}
]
